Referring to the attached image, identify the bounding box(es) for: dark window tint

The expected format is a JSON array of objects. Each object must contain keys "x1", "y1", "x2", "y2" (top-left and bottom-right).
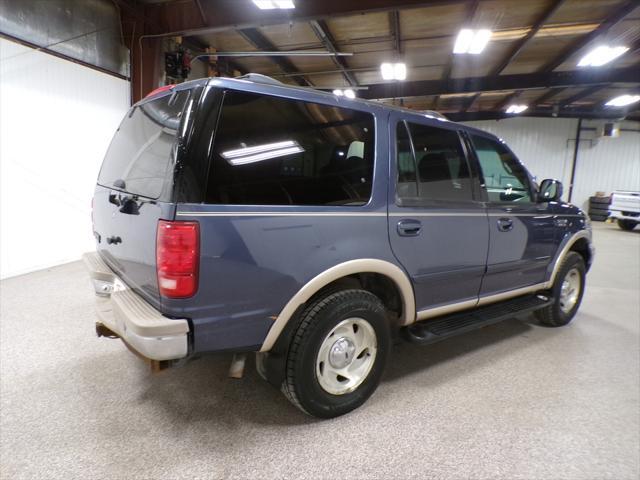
[
  {"x1": 396, "y1": 122, "x2": 473, "y2": 203},
  {"x1": 98, "y1": 90, "x2": 191, "y2": 199},
  {"x1": 471, "y1": 134, "x2": 533, "y2": 203},
  {"x1": 206, "y1": 91, "x2": 375, "y2": 206}
]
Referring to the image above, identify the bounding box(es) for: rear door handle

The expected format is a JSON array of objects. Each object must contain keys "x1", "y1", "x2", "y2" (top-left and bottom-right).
[
  {"x1": 397, "y1": 219, "x2": 422, "y2": 236},
  {"x1": 497, "y1": 217, "x2": 514, "y2": 232}
]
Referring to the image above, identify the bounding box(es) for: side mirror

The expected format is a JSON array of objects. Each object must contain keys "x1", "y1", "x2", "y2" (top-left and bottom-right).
[{"x1": 538, "y1": 179, "x2": 563, "y2": 202}]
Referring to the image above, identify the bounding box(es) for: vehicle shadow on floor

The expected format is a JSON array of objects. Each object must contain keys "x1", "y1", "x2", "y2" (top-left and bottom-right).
[{"x1": 126, "y1": 314, "x2": 558, "y2": 428}]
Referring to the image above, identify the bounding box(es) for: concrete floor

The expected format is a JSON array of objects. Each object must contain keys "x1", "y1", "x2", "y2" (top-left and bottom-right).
[{"x1": 1, "y1": 222, "x2": 638, "y2": 479}]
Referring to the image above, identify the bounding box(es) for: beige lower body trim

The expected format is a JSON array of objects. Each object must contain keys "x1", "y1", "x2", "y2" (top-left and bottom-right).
[
  {"x1": 259, "y1": 259, "x2": 415, "y2": 352},
  {"x1": 415, "y1": 282, "x2": 548, "y2": 322}
]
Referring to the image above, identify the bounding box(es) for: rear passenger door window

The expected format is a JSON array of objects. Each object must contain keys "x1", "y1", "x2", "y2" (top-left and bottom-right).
[
  {"x1": 470, "y1": 134, "x2": 533, "y2": 204},
  {"x1": 396, "y1": 121, "x2": 474, "y2": 204},
  {"x1": 206, "y1": 91, "x2": 375, "y2": 206}
]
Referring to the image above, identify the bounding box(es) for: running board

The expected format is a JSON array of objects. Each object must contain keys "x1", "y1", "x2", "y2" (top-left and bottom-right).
[{"x1": 404, "y1": 294, "x2": 552, "y2": 346}]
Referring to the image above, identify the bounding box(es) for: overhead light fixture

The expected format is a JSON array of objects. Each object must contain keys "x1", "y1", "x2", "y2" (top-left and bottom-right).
[
  {"x1": 380, "y1": 62, "x2": 407, "y2": 80},
  {"x1": 578, "y1": 45, "x2": 629, "y2": 67},
  {"x1": 252, "y1": 0, "x2": 295, "y2": 10},
  {"x1": 453, "y1": 29, "x2": 492, "y2": 54},
  {"x1": 333, "y1": 88, "x2": 356, "y2": 98},
  {"x1": 505, "y1": 104, "x2": 528, "y2": 114},
  {"x1": 605, "y1": 94, "x2": 640, "y2": 107},
  {"x1": 221, "y1": 140, "x2": 304, "y2": 165}
]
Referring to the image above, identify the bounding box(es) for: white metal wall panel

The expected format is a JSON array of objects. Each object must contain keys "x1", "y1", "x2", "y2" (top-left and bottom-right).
[
  {"x1": 464, "y1": 117, "x2": 578, "y2": 186},
  {"x1": 0, "y1": 38, "x2": 130, "y2": 279},
  {"x1": 572, "y1": 130, "x2": 640, "y2": 211},
  {"x1": 464, "y1": 117, "x2": 640, "y2": 210}
]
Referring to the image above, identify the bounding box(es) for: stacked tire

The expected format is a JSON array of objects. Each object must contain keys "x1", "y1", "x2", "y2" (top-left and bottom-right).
[{"x1": 588, "y1": 196, "x2": 610, "y2": 222}]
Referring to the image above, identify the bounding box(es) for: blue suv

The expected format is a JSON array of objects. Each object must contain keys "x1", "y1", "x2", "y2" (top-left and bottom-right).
[{"x1": 85, "y1": 75, "x2": 594, "y2": 418}]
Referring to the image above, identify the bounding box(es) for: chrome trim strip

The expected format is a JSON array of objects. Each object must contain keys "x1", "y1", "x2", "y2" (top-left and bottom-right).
[
  {"x1": 260, "y1": 259, "x2": 416, "y2": 352},
  {"x1": 177, "y1": 211, "x2": 587, "y2": 219},
  {"x1": 416, "y1": 299, "x2": 478, "y2": 321},
  {"x1": 477, "y1": 282, "x2": 548, "y2": 306},
  {"x1": 176, "y1": 211, "x2": 387, "y2": 217},
  {"x1": 388, "y1": 212, "x2": 485, "y2": 217}
]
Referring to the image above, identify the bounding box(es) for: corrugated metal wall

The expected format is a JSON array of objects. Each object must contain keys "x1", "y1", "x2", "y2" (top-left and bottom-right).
[
  {"x1": 464, "y1": 117, "x2": 640, "y2": 211},
  {"x1": 0, "y1": 37, "x2": 130, "y2": 278},
  {"x1": 572, "y1": 129, "x2": 640, "y2": 210},
  {"x1": 0, "y1": 0, "x2": 128, "y2": 76}
]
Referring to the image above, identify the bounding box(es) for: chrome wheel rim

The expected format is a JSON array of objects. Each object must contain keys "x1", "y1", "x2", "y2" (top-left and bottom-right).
[
  {"x1": 559, "y1": 268, "x2": 581, "y2": 313},
  {"x1": 316, "y1": 318, "x2": 377, "y2": 395}
]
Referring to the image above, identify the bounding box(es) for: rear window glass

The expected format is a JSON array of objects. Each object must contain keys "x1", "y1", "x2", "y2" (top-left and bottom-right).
[
  {"x1": 98, "y1": 90, "x2": 191, "y2": 199},
  {"x1": 205, "y1": 91, "x2": 375, "y2": 206}
]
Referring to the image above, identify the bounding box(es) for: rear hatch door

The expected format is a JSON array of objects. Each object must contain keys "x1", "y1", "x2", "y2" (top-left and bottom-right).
[{"x1": 93, "y1": 88, "x2": 195, "y2": 308}]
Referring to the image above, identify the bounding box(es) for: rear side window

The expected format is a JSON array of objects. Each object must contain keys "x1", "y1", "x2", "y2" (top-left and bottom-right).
[
  {"x1": 396, "y1": 121, "x2": 473, "y2": 204},
  {"x1": 98, "y1": 90, "x2": 191, "y2": 199},
  {"x1": 206, "y1": 91, "x2": 375, "y2": 206},
  {"x1": 470, "y1": 134, "x2": 533, "y2": 203}
]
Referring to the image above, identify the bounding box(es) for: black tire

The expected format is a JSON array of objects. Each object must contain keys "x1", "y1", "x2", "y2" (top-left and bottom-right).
[
  {"x1": 283, "y1": 289, "x2": 390, "y2": 418},
  {"x1": 589, "y1": 196, "x2": 610, "y2": 205},
  {"x1": 589, "y1": 214, "x2": 607, "y2": 221},
  {"x1": 535, "y1": 252, "x2": 586, "y2": 327},
  {"x1": 588, "y1": 207, "x2": 609, "y2": 215},
  {"x1": 618, "y1": 219, "x2": 638, "y2": 231}
]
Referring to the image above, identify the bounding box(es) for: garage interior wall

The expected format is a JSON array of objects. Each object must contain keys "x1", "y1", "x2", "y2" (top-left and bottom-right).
[
  {"x1": 464, "y1": 117, "x2": 640, "y2": 210},
  {"x1": 0, "y1": 38, "x2": 130, "y2": 279}
]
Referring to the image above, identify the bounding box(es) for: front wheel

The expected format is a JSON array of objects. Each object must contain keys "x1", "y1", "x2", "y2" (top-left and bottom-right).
[
  {"x1": 618, "y1": 219, "x2": 638, "y2": 231},
  {"x1": 535, "y1": 251, "x2": 586, "y2": 327},
  {"x1": 283, "y1": 289, "x2": 390, "y2": 418}
]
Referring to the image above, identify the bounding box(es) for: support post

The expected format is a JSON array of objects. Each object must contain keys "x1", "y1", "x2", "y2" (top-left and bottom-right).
[{"x1": 567, "y1": 118, "x2": 583, "y2": 203}]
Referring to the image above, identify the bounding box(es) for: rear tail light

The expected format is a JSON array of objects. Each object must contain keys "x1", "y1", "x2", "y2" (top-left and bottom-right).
[{"x1": 156, "y1": 220, "x2": 199, "y2": 298}]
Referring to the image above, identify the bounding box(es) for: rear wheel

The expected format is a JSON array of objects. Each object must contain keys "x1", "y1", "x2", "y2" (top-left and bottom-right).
[
  {"x1": 283, "y1": 289, "x2": 390, "y2": 418},
  {"x1": 618, "y1": 219, "x2": 637, "y2": 231},
  {"x1": 535, "y1": 252, "x2": 586, "y2": 327}
]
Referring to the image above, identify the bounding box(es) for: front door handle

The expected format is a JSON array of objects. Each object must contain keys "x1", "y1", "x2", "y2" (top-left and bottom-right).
[
  {"x1": 497, "y1": 217, "x2": 514, "y2": 232},
  {"x1": 397, "y1": 219, "x2": 422, "y2": 237}
]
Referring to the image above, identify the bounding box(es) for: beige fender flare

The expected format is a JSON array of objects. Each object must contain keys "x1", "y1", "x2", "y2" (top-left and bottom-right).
[{"x1": 259, "y1": 259, "x2": 415, "y2": 352}]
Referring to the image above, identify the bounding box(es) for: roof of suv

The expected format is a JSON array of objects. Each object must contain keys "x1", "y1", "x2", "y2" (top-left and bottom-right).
[{"x1": 141, "y1": 74, "x2": 496, "y2": 139}]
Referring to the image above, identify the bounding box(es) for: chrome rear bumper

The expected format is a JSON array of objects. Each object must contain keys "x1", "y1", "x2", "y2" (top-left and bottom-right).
[{"x1": 83, "y1": 252, "x2": 189, "y2": 361}]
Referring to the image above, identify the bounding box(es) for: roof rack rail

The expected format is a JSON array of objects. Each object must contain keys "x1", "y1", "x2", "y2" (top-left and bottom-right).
[
  {"x1": 236, "y1": 73, "x2": 284, "y2": 86},
  {"x1": 421, "y1": 110, "x2": 449, "y2": 120}
]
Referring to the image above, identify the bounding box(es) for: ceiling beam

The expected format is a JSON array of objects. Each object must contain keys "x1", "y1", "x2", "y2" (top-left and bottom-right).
[
  {"x1": 441, "y1": 0, "x2": 480, "y2": 81},
  {"x1": 309, "y1": 20, "x2": 358, "y2": 86},
  {"x1": 360, "y1": 66, "x2": 640, "y2": 99},
  {"x1": 237, "y1": 28, "x2": 310, "y2": 86},
  {"x1": 538, "y1": 0, "x2": 638, "y2": 72},
  {"x1": 389, "y1": 11, "x2": 402, "y2": 54},
  {"x1": 534, "y1": 87, "x2": 567, "y2": 105},
  {"x1": 494, "y1": 91, "x2": 522, "y2": 112},
  {"x1": 143, "y1": 0, "x2": 469, "y2": 37},
  {"x1": 490, "y1": 0, "x2": 566, "y2": 75},
  {"x1": 462, "y1": 93, "x2": 480, "y2": 112},
  {"x1": 559, "y1": 85, "x2": 608, "y2": 108},
  {"x1": 446, "y1": 108, "x2": 628, "y2": 122}
]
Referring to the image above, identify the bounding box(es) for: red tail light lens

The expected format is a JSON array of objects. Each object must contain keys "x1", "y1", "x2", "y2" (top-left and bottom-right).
[{"x1": 156, "y1": 220, "x2": 199, "y2": 298}]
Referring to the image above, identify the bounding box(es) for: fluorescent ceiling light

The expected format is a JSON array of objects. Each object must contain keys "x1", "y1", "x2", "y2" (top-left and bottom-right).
[
  {"x1": 605, "y1": 94, "x2": 640, "y2": 107},
  {"x1": 333, "y1": 89, "x2": 356, "y2": 98},
  {"x1": 505, "y1": 104, "x2": 528, "y2": 114},
  {"x1": 394, "y1": 63, "x2": 407, "y2": 80},
  {"x1": 380, "y1": 62, "x2": 407, "y2": 80},
  {"x1": 454, "y1": 29, "x2": 492, "y2": 54},
  {"x1": 222, "y1": 140, "x2": 304, "y2": 165},
  {"x1": 578, "y1": 45, "x2": 629, "y2": 67},
  {"x1": 252, "y1": 0, "x2": 295, "y2": 9}
]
